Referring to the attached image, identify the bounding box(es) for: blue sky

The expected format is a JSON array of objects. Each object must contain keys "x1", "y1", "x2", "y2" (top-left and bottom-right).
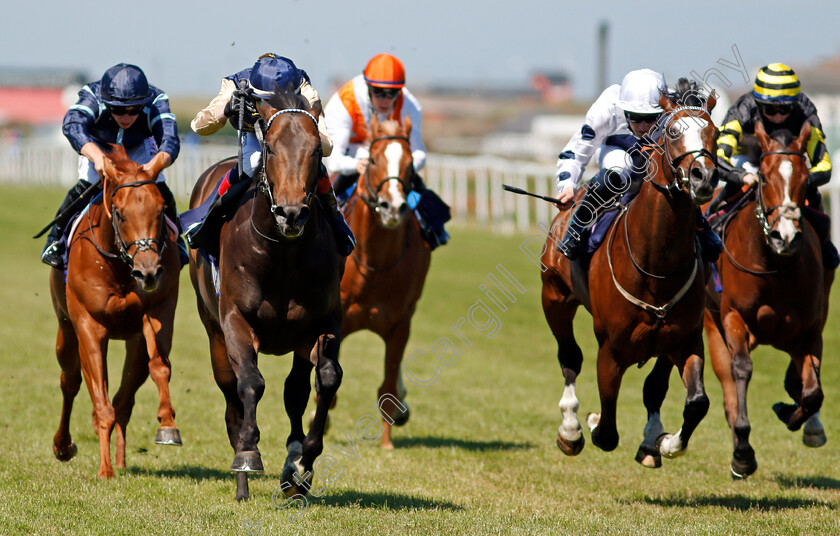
[{"x1": 5, "y1": 0, "x2": 839, "y2": 99}]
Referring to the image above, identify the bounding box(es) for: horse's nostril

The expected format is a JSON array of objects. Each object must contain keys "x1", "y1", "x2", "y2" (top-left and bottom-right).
[{"x1": 398, "y1": 203, "x2": 409, "y2": 215}]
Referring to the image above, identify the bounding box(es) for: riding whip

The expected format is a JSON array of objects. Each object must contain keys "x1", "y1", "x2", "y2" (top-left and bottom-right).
[{"x1": 33, "y1": 181, "x2": 102, "y2": 239}]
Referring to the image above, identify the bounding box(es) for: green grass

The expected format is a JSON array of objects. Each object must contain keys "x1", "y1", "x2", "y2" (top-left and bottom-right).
[{"x1": 2, "y1": 184, "x2": 840, "y2": 535}]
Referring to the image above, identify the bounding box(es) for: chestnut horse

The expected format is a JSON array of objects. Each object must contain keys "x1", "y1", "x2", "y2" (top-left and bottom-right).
[
  {"x1": 704, "y1": 120, "x2": 833, "y2": 479},
  {"x1": 188, "y1": 91, "x2": 343, "y2": 501},
  {"x1": 541, "y1": 92, "x2": 718, "y2": 467},
  {"x1": 49, "y1": 145, "x2": 181, "y2": 478},
  {"x1": 334, "y1": 116, "x2": 431, "y2": 449}
]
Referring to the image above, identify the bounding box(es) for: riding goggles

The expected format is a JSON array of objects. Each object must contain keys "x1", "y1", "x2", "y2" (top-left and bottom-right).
[
  {"x1": 625, "y1": 111, "x2": 661, "y2": 124},
  {"x1": 759, "y1": 102, "x2": 794, "y2": 116},
  {"x1": 109, "y1": 105, "x2": 144, "y2": 116},
  {"x1": 370, "y1": 87, "x2": 401, "y2": 99}
]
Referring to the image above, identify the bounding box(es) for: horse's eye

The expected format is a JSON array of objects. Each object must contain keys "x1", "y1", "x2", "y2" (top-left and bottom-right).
[{"x1": 265, "y1": 145, "x2": 274, "y2": 156}]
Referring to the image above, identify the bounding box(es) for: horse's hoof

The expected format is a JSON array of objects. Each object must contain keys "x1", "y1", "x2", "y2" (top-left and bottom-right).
[
  {"x1": 556, "y1": 433, "x2": 585, "y2": 456},
  {"x1": 155, "y1": 427, "x2": 182, "y2": 446},
  {"x1": 803, "y1": 428, "x2": 827, "y2": 448},
  {"x1": 231, "y1": 451, "x2": 264, "y2": 472},
  {"x1": 281, "y1": 465, "x2": 312, "y2": 497},
  {"x1": 53, "y1": 441, "x2": 77, "y2": 462},
  {"x1": 392, "y1": 401, "x2": 410, "y2": 427},
  {"x1": 730, "y1": 456, "x2": 757, "y2": 480},
  {"x1": 772, "y1": 402, "x2": 797, "y2": 425},
  {"x1": 655, "y1": 433, "x2": 685, "y2": 459},
  {"x1": 635, "y1": 445, "x2": 662, "y2": 469}
]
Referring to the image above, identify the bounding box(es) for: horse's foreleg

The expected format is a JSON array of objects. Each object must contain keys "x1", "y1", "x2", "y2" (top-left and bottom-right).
[
  {"x1": 284, "y1": 332, "x2": 342, "y2": 498},
  {"x1": 281, "y1": 352, "x2": 315, "y2": 497},
  {"x1": 635, "y1": 356, "x2": 673, "y2": 468},
  {"x1": 590, "y1": 345, "x2": 623, "y2": 452},
  {"x1": 662, "y1": 339, "x2": 709, "y2": 460},
  {"x1": 53, "y1": 322, "x2": 81, "y2": 462},
  {"x1": 225, "y1": 314, "x2": 265, "y2": 474},
  {"x1": 112, "y1": 336, "x2": 151, "y2": 469},
  {"x1": 73, "y1": 314, "x2": 115, "y2": 478},
  {"x1": 543, "y1": 294, "x2": 585, "y2": 456},
  {"x1": 706, "y1": 310, "x2": 752, "y2": 477},
  {"x1": 143, "y1": 313, "x2": 181, "y2": 446},
  {"x1": 379, "y1": 317, "x2": 412, "y2": 450},
  {"x1": 722, "y1": 310, "x2": 756, "y2": 478}
]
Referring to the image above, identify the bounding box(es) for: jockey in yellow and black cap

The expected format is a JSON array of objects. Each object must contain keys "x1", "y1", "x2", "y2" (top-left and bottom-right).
[{"x1": 713, "y1": 63, "x2": 837, "y2": 269}]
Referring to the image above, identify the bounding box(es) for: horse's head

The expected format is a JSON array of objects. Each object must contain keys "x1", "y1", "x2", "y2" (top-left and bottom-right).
[
  {"x1": 257, "y1": 91, "x2": 322, "y2": 238},
  {"x1": 657, "y1": 91, "x2": 719, "y2": 203},
  {"x1": 361, "y1": 114, "x2": 413, "y2": 228},
  {"x1": 101, "y1": 145, "x2": 168, "y2": 292},
  {"x1": 754, "y1": 119, "x2": 812, "y2": 255}
]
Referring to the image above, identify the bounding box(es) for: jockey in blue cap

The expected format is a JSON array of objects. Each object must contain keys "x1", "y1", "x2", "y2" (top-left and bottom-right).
[
  {"x1": 189, "y1": 53, "x2": 354, "y2": 256},
  {"x1": 41, "y1": 63, "x2": 186, "y2": 270}
]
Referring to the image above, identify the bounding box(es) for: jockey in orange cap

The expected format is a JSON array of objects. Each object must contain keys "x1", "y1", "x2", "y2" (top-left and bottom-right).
[{"x1": 325, "y1": 54, "x2": 449, "y2": 248}]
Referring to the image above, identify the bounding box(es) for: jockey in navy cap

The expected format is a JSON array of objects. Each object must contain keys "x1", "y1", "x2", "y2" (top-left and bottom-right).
[
  {"x1": 188, "y1": 53, "x2": 355, "y2": 256},
  {"x1": 41, "y1": 63, "x2": 186, "y2": 270}
]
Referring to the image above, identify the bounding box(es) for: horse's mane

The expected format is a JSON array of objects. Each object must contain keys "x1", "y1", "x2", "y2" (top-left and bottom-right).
[
  {"x1": 105, "y1": 145, "x2": 142, "y2": 174},
  {"x1": 263, "y1": 88, "x2": 311, "y2": 112},
  {"x1": 665, "y1": 77, "x2": 709, "y2": 108}
]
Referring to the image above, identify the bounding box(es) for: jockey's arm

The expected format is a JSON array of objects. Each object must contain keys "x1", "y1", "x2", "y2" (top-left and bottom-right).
[
  {"x1": 80, "y1": 142, "x2": 107, "y2": 177},
  {"x1": 191, "y1": 79, "x2": 236, "y2": 136},
  {"x1": 299, "y1": 78, "x2": 333, "y2": 157},
  {"x1": 806, "y1": 125, "x2": 832, "y2": 188},
  {"x1": 323, "y1": 94, "x2": 360, "y2": 175}
]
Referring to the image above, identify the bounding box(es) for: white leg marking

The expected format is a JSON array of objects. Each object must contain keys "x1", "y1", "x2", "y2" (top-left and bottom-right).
[
  {"x1": 558, "y1": 384, "x2": 582, "y2": 441},
  {"x1": 587, "y1": 413, "x2": 601, "y2": 433},
  {"x1": 658, "y1": 428, "x2": 685, "y2": 458}
]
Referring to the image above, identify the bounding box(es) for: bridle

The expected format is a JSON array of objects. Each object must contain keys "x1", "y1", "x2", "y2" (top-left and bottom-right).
[
  {"x1": 651, "y1": 106, "x2": 718, "y2": 195},
  {"x1": 361, "y1": 135, "x2": 412, "y2": 213},
  {"x1": 84, "y1": 179, "x2": 168, "y2": 269},
  {"x1": 253, "y1": 108, "x2": 320, "y2": 218},
  {"x1": 754, "y1": 149, "x2": 807, "y2": 243}
]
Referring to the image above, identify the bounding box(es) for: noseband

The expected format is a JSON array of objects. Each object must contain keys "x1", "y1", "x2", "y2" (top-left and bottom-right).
[
  {"x1": 254, "y1": 108, "x2": 320, "y2": 216},
  {"x1": 106, "y1": 179, "x2": 168, "y2": 268},
  {"x1": 361, "y1": 135, "x2": 412, "y2": 212},
  {"x1": 754, "y1": 150, "x2": 807, "y2": 242},
  {"x1": 653, "y1": 107, "x2": 717, "y2": 194}
]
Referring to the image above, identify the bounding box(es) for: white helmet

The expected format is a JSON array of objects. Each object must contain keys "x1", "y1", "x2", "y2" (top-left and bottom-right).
[{"x1": 618, "y1": 69, "x2": 666, "y2": 114}]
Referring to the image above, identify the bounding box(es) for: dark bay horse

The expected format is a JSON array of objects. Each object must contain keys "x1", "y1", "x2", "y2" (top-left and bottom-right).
[
  {"x1": 333, "y1": 115, "x2": 431, "y2": 449},
  {"x1": 49, "y1": 145, "x2": 181, "y2": 478},
  {"x1": 188, "y1": 91, "x2": 343, "y2": 501},
  {"x1": 541, "y1": 93, "x2": 718, "y2": 467},
  {"x1": 704, "y1": 120, "x2": 833, "y2": 479}
]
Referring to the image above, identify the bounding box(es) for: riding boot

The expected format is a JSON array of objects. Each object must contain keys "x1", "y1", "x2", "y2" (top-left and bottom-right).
[
  {"x1": 332, "y1": 172, "x2": 360, "y2": 204},
  {"x1": 318, "y1": 174, "x2": 356, "y2": 256},
  {"x1": 156, "y1": 181, "x2": 189, "y2": 268},
  {"x1": 41, "y1": 179, "x2": 91, "y2": 269},
  {"x1": 695, "y1": 211, "x2": 722, "y2": 263}
]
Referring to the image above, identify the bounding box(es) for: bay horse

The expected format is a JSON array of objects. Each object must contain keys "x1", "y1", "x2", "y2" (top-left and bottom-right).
[
  {"x1": 541, "y1": 92, "x2": 718, "y2": 467},
  {"x1": 49, "y1": 145, "x2": 181, "y2": 478},
  {"x1": 704, "y1": 120, "x2": 833, "y2": 479},
  {"x1": 188, "y1": 90, "x2": 343, "y2": 501},
  {"x1": 331, "y1": 115, "x2": 431, "y2": 449}
]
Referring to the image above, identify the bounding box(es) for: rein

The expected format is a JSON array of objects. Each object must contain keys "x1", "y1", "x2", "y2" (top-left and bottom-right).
[{"x1": 606, "y1": 205, "x2": 699, "y2": 324}]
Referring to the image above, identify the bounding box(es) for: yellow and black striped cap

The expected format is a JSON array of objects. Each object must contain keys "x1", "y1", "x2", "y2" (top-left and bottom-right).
[{"x1": 753, "y1": 63, "x2": 801, "y2": 102}]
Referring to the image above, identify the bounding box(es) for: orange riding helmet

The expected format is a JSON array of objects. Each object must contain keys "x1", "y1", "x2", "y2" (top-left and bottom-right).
[{"x1": 363, "y1": 54, "x2": 405, "y2": 89}]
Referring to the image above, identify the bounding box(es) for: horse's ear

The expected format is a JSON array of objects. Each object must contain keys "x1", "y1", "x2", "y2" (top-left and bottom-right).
[
  {"x1": 705, "y1": 90, "x2": 717, "y2": 113},
  {"x1": 795, "y1": 121, "x2": 812, "y2": 154},
  {"x1": 754, "y1": 118, "x2": 772, "y2": 150},
  {"x1": 659, "y1": 92, "x2": 676, "y2": 113},
  {"x1": 403, "y1": 115, "x2": 412, "y2": 136},
  {"x1": 145, "y1": 154, "x2": 167, "y2": 180}
]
